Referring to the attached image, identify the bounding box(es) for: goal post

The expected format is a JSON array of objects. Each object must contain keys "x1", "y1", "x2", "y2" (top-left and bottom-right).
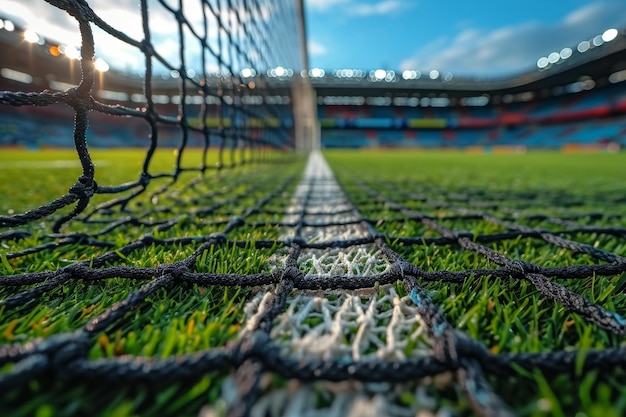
[
  {"x1": 292, "y1": 75, "x2": 320, "y2": 152},
  {"x1": 292, "y1": 0, "x2": 320, "y2": 152}
]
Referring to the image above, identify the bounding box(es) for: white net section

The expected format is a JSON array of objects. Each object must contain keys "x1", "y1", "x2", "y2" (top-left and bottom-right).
[{"x1": 210, "y1": 152, "x2": 446, "y2": 417}]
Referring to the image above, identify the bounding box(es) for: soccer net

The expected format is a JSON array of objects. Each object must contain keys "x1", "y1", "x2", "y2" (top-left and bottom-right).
[{"x1": 2, "y1": 1, "x2": 626, "y2": 417}]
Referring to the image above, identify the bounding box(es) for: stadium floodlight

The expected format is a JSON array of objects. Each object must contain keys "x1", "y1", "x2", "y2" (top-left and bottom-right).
[
  {"x1": 2, "y1": 19, "x2": 15, "y2": 31},
  {"x1": 548, "y1": 52, "x2": 560, "y2": 64},
  {"x1": 577, "y1": 40, "x2": 590, "y2": 53},
  {"x1": 602, "y1": 28, "x2": 618, "y2": 42},
  {"x1": 559, "y1": 47, "x2": 572, "y2": 60},
  {"x1": 23, "y1": 29, "x2": 40, "y2": 44},
  {"x1": 374, "y1": 69, "x2": 386, "y2": 80},
  {"x1": 309, "y1": 68, "x2": 324, "y2": 77},
  {"x1": 94, "y1": 57, "x2": 109, "y2": 72},
  {"x1": 60, "y1": 44, "x2": 80, "y2": 60},
  {"x1": 274, "y1": 66, "x2": 286, "y2": 77},
  {"x1": 536, "y1": 57, "x2": 549, "y2": 69},
  {"x1": 429, "y1": 69, "x2": 439, "y2": 80},
  {"x1": 240, "y1": 68, "x2": 255, "y2": 78},
  {"x1": 592, "y1": 35, "x2": 604, "y2": 47}
]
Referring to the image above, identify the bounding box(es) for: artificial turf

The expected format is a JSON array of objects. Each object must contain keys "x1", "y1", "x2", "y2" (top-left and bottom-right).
[{"x1": 1, "y1": 147, "x2": 626, "y2": 416}]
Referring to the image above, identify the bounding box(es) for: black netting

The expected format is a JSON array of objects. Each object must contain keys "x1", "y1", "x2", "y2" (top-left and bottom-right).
[{"x1": 2, "y1": 1, "x2": 626, "y2": 417}]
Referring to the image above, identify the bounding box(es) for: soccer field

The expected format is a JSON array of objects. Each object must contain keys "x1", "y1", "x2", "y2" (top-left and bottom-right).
[{"x1": 1, "y1": 148, "x2": 626, "y2": 417}]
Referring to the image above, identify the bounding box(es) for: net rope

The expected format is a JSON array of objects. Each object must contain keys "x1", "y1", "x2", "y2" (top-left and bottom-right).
[{"x1": 2, "y1": 1, "x2": 626, "y2": 416}]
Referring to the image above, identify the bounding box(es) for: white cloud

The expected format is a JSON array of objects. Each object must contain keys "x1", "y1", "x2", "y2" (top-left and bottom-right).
[
  {"x1": 399, "y1": 0, "x2": 626, "y2": 76},
  {"x1": 0, "y1": 0, "x2": 278, "y2": 74},
  {"x1": 308, "y1": 0, "x2": 412, "y2": 16},
  {"x1": 307, "y1": 0, "x2": 351, "y2": 11},
  {"x1": 350, "y1": 0, "x2": 412, "y2": 16},
  {"x1": 563, "y1": 1, "x2": 607, "y2": 26},
  {"x1": 308, "y1": 40, "x2": 328, "y2": 56}
]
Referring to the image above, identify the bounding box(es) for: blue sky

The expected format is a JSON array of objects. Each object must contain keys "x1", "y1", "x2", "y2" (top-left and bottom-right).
[
  {"x1": 305, "y1": 0, "x2": 626, "y2": 76},
  {"x1": 2, "y1": 0, "x2": 626, "y2": 78}
]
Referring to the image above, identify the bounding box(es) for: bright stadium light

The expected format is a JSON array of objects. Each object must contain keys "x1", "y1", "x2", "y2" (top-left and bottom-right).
[
  {"x1": 560, "y1": 47, "x2": 572, "y2": 60},
  {"x1": 577, "y1": 40, "x2": 590, "y2": 53},
  {"x1": 374, "y1": 69, "x2": 386, "y2": 80},
  {"x1": 24, "y1": 29, "x2": 40, "y2": 44},
  {"x1": 274, "y1": 66, "x2": 286, "y2": 77},
  {"x1": 240, "y1": 68, "x2": 253, "y2": 78},
  {"x1": 3, "y1": 20, "x2": 15, "y2": 32},
  {"x1": 309, "y1": 68, "x2": 324, "y2": 77},
  {"x1": 94, "y1": 57, "x2": 109, "y2": 72},
  {"x1": 602, "y1": 28, "x2": 618, "y2": 42},
  {"x1": 61, "y1": 44, "x2": 80, "y2": 60},
  {"x1": 429, "y1": 69, "x2": 439, "y2": 79},
  {"x1": 548, "y1": 52, "x2": 560, "y2": 64},
  {"x1": 592, "y1": 35, "x2": 604, "y2": 47},
  {"x1": 537, "y1": 57, "x2": 549, "y2": 69}
]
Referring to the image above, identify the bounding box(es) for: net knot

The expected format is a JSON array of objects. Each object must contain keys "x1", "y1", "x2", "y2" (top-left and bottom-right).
[
  {"x1": 69, "y1": 175, "x2": 97, "y2": 198},
  {"x1": 510, "y1": 260, "x2": 537, "y2": 276},
  {"x1": 207, "y1": 232, "x2": 228, "y2": 244},
  {"x1": 278, "y1": 265, "x2": 303, "y2": 282},
  {"x1": 64, "y1": 87, "x2": 93, "y2": 108},
  {"x1": 140, "y1": 39, "x2": 156, "y2": 56},
  {"x1": 158, "y1": 262, "x2": 189, "y2": 278},
  {"x1": 138, "y1": 171, "x2": 151, "y2": 187}
]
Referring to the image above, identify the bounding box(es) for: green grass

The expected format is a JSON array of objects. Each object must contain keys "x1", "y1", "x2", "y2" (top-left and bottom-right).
[
  {"x1": 2, "y1": 148, "x2": 626, "y2": 416},
  {"x1": 325, "y1": 149, "x2": 626, "y2": 416}
]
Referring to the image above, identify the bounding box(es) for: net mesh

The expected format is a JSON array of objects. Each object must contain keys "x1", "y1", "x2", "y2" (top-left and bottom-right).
[{"x1": 2, "y1": 1, "x2": 626, "y2": 417}]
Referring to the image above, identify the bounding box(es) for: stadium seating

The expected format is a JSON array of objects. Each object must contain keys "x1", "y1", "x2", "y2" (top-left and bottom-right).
[
  {"x1": 2, "y1": 64, "x2": 626, "y2": 150},
  {"x1": 317, "y1": 82, "x2": 626, "y2": 150}
]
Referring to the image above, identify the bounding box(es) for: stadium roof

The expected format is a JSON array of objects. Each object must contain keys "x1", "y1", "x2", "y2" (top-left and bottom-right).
[{"x1": 1, "y1": 17, "x2": 625, "y2": 105}]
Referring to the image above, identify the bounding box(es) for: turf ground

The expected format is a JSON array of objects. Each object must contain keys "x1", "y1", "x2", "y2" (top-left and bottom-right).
[{"x1": 1, "y1": 148, "x2": 626, "y2": 416}]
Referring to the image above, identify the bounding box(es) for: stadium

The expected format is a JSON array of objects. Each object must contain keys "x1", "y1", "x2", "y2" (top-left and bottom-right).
[
  {"x1": 1, "y1": 1, "x2": 626, "y2": 416},
  {"x1": 2, "y1": 11, "x2": 626, "y2": 152}
]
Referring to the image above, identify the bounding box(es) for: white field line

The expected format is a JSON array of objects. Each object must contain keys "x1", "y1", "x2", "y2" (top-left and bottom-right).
[
  {"x1": 210, "y1": 151, "x2": 442, "y2": 417},
  {"x1": 0, "y1": 160, "x2": 109, "y2": 169}
]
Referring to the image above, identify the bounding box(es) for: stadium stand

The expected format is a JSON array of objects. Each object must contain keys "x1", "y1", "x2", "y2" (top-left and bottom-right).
[{"x1": 1, "y1": 16, "x2": 626, "y2": 150}]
